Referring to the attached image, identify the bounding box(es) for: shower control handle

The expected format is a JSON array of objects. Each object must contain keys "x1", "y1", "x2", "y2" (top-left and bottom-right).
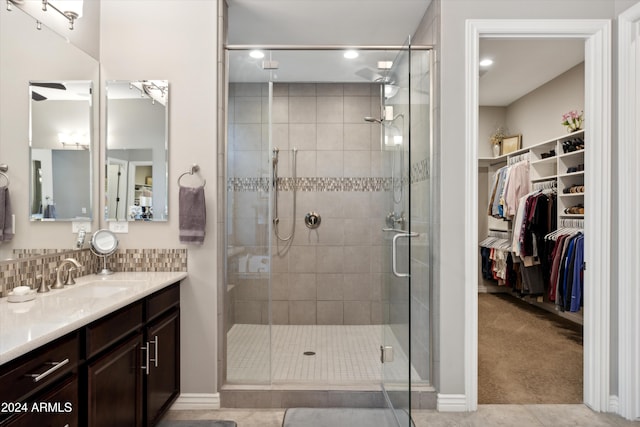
[
  {"x1": 304, "y1": 212, "x2": 321, "y2": 229},
  {"x1": 392, "y1": 232, "x2": 419, "y2": 278}
]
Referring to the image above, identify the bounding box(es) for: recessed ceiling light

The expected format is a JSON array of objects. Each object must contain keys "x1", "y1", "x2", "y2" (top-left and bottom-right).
[
  {"x1": 250, "y1": 50, "x2": 265, "y2": 59},
  {"x1": 344, "y1": 50, "x2": 359, "y2": 59},
  {"x1": 479, "y1": 58, "x2": 494, "y2": 67}
]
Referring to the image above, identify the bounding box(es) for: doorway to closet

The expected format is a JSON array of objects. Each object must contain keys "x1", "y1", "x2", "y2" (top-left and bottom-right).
[
  {"x1": 465, "y1": 18, "x2": 612, "y2": 412},
  {"x1": 477, "y1": 38, "x2": 586, "y2": 404}
]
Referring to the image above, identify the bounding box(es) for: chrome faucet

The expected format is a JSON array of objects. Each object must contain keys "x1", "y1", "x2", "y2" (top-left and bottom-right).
[{"x1": 52, "y1": 258, "x2": 83, "y2": 289}]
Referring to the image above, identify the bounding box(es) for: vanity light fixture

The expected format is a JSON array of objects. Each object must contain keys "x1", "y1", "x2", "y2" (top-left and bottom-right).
[
  {"x1": 6, "y1": 0, "x2": 83, "y2": 30},
  {"x1": 42, "y1": 0, "x2": 83, "y2": 30},
  {"x1": 249, "y1": 50, "x2": 265, "y2": 59},
  {"x1": 129, "y1": 80, "x2": 169, "y2": 106},
  {"x1": 344, "y1": 50, "x2": 359, "y2": 59},
  {"x1": 59, "y1": 132, "x2": 88, "y2": 149}
]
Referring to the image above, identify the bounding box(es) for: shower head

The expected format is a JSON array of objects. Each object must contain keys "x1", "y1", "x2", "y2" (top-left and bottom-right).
[{"x1": 364, "y1": 116, "x2": 383, "y2": 124}]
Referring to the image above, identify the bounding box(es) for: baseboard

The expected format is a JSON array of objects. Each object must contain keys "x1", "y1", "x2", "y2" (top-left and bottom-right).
[
  {"x1": 608, "y1": 395, "x2": 619, "y2": 413},
  {"x1": 436, "y1": 393, "x2": 467, "y2": 412},
  {"x1": 170, "y1": 393, "x2": 220, "y2": 410}
]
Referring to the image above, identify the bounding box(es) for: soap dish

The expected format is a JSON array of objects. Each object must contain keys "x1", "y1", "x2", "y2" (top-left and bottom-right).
[{"x1": 7, "y1": 290, "x2": 36, "y2": 303}]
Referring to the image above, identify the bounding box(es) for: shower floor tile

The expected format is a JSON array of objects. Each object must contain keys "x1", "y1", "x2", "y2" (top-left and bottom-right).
[{"x1": 227, "y1": 324, "x2": 420, "y2": 385}]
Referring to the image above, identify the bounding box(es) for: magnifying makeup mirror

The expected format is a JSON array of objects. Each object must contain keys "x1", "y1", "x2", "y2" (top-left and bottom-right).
[{"x1": 90, "y1": 229, "x2": 119, "y2": 275}]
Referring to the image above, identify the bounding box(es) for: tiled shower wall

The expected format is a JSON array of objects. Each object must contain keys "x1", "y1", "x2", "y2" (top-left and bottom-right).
[{"x1": 228, "y1": 82, "x2": 392, "y2": 326}]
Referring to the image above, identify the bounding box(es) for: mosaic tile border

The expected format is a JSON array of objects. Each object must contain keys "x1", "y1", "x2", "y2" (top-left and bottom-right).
[
  {"x1": 228, "y1": 177, "x2": 394, "y2": 192},
  {"x1": 411, "y1": 158, "x2": 429, "y2": 184},
  {"x1": 227, "y1": 158, "x2": 429, "y2": 192},
  {"x1": 1, "y1": 248, "x2": 187, "y2": 298}
]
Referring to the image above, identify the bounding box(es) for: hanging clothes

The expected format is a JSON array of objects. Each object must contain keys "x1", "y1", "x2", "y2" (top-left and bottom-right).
[
  {"x1": 547, "y1": 231, "x2": 584, "y2": 312},
  {"x1": 487, "y1": 160, "x2": 531, "y2": 220}
]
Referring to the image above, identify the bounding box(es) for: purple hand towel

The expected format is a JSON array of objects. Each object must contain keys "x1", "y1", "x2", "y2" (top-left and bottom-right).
[
  {"x1": 179, "y1": 185, "x2": 206, "y2": 245},
  {"x1": 0, "y1": 186, "x2": 14, "y2": 242}
]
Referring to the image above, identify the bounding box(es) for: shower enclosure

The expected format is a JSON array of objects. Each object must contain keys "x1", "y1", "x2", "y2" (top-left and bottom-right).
[{"x1": 224, "y1": 41, "x2": 431, "y2": 424}]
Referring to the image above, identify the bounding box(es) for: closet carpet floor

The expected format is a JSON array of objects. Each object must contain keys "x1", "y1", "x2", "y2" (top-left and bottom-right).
[{"x1": 478, "y1": 293, "x2": 583, "y2": 404}]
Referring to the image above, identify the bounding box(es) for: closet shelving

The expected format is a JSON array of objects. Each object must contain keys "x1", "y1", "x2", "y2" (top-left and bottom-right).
[{"x1": 478, "y1": 130, "x2": 585, "y2": 325}]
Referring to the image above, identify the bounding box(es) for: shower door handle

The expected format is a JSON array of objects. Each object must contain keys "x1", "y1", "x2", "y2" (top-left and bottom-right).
[{"x1": 392, "y1": 232, "x2": 419, "y2": 278}]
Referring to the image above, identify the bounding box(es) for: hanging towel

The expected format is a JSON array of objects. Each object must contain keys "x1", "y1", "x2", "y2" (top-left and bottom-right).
[
  {"x1": 43, "y1": 203, "x2": 56, "y2": 219},
  {"x1": 0, "y1": 186, "x2": 14, "y2": 241},
  {"x1": 179, "y1": 185, "x2": 206, "y2": 245}
]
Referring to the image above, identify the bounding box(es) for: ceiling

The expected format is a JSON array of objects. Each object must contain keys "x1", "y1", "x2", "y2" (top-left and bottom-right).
[
  {"x1": 227, "y1": 1, "x2": 586, "y2": 107},
  {"x1": 227, "y1": 0, "x2": 433, "y2": 46},
  {"x1": 479, "y1": 39, "x2": 585, "y2": 106}
]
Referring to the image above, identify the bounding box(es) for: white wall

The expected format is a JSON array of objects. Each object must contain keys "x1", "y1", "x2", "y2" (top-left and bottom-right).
[
  {"x1": 478, "y1": 63, "x2": 585, "y2": 155},
  {"x1": 506, "y1": 63, "x2": 584, "y2": 145},
  {"x1": 100, "y1": 0, "x2": 218, "y2": 395},
  {"x1": 477, "y1": 106, "x2": 506, "y2": 158}
]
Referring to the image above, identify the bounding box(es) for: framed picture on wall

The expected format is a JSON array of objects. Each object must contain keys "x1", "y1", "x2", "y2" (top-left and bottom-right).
[{"x1": 501, "y1": 135, "x2": 522, "y2": 155}]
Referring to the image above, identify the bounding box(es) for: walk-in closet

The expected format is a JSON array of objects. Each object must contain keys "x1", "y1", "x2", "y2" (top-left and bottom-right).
[{"x1": 476, "y1": 39, "x2": 586, "y2": 404}]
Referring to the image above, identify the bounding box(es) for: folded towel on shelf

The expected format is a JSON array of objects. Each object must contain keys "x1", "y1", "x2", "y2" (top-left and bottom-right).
[
  {"x1": 0, "y1": 186, "x2": 14, "y2": 241},
  {"x1": 179, "y1": 185, "x2": 206, "y2": 245}
]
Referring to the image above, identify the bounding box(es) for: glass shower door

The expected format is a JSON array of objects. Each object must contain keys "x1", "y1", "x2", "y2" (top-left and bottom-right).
[{"x1": 381, "y1": 39, "x2": 414, "y2": 425}]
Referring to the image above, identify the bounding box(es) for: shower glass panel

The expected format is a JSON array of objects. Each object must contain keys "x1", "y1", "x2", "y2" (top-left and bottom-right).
[
  {"x1": 380, "y1": 39, "x2": 411, "y2": 423},
  {"x1": 225, "y1": 47, "x2": 431, "y2": 413},
  {"x1": 226, "y1": 68, "x2": 272, "y2": 384}
]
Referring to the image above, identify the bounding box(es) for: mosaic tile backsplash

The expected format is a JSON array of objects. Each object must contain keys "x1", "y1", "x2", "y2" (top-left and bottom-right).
[{"x1": 0, "y1": 248, "x2": 187, "y2": 298}]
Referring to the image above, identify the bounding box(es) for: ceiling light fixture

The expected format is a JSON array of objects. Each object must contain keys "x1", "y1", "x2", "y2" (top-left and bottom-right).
[
  {"x1": 249, "y1": 50, "x2": 265, "y2": 59},
  {"x1": 479, "y1": 58, "x2": 494, "y2": 67},
  {"x1": 344, "y1": 50, "x2": 359, "y2": 59}
]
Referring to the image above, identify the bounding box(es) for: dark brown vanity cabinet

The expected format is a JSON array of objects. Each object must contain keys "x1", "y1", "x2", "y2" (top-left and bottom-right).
[
  {"x1": 86, "y1": 282, "x2": 180, "y2": 427},
  {"x1": 87, "y1": 331, "x2": 145, "y2": 426},
  {"x1": 0, "y1": 333, "x2": 79, "y2": 426},
  {"x1": 145, "y1": 308, "x2": 180, "y2": 426},
  {"x1": 0, "y1": 281, "x2": 180, "y2": 427}
]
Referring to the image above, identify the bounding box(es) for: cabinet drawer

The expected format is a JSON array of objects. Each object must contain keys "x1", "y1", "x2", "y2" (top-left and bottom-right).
[
  {"x1": 146, "y1": 283, "x2": 180, "y2": 322},
  {"x1": 0, "y1": 333, "x2": 78, "y2": 405},
  {"x1": 86, "y1": 301, "x2": 143, "y2": 358},
  {"x1": 2, "y1": 375, "x2": 78, "y2": 427}
]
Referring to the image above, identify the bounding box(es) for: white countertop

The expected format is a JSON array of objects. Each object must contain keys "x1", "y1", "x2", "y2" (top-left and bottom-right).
[{"x1": 0, "y1": 271, "x2": 187, "y2": 365}]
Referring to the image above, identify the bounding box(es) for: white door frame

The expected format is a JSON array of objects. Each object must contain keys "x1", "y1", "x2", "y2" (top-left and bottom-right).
[
  {"x1": 464, "y1": 19, "x2": 612, "y2": 411},
  {"x1": 617, "y1": 3, "x2": 640, "y2": 421}
]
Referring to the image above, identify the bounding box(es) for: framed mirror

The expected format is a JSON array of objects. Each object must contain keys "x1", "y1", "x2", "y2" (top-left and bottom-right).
[
  {"x1": 105, "y1": 80, "x2": 169, "y2": 221},
  {"x1": 29, "y1": 81, "x2": 93, "y2": 221}
]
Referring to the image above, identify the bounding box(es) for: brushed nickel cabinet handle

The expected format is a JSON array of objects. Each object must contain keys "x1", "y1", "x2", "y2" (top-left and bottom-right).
[
  {"x1": 27, "y1": 358, "x2": 70, "y2": 383},
  {"x1": 141, "y1": 344, "x2": 150, "y2": 375},
  {"x1": 150, "y1": 335, "x2": 159, "y2": 368}
]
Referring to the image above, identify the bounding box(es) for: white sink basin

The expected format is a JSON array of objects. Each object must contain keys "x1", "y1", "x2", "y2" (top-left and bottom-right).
[{"x1": 64, "y1": 283, "x2": 130, "y2": 299}]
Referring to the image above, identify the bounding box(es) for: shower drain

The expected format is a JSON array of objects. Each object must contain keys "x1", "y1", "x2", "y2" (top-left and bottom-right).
[{"x1": 303, "y1": 351, "x2": 316, "y2": 356}]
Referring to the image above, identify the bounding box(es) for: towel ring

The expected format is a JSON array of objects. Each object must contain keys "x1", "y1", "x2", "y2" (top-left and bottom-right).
[{"x1": 178, "y1": 164, "x2": 206, "y2": 187}]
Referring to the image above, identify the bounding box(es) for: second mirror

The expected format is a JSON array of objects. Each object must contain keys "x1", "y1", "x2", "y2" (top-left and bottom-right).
[{"x1": 105, "y1": 80, "x2": 168, "y2": 221}]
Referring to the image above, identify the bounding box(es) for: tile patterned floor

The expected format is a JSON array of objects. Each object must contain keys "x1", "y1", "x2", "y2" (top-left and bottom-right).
[
  {"x1": 227, "y1": 324, "x2": 421, "y2": 384},
  {"x1": 164, "y1": 405, "x2": 639, "y2": 427}
]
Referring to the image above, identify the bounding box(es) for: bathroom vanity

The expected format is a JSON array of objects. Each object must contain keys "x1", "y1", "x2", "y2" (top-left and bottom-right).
[{"x1": 0, "y1": 272, "x2": 186, "y2": 426}]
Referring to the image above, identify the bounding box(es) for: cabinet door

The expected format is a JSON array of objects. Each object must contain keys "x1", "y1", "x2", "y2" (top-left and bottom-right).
[
  {"x1": 87, "y1": 333, "x2": 143, "y2": 427},
  {"x1": 3, "y1": 375, "x2": 78, "y2": 427},
  {"x1": 145, "y1": 309, "x2": 179, "y2": 426}
]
